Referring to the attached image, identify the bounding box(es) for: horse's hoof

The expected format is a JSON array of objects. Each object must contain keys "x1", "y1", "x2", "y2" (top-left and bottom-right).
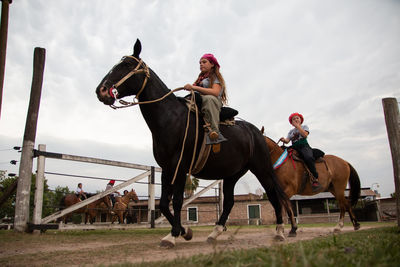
[
  {"x1": 206, "y1": 224, "x2": 225, "y2": 243},
  {"x1": 159, "y1": 240, "x2": 175, "y2": 248},
  {"x1": 160, "y1": 233, "x2": 175, "y2": 248},
  {"x1": 288, "y1": 232, "x2": 297, "y2": 237},
  {"x1": 354, "y1": 224, "x2": 361, "y2": 231},
  {"x1": 274, "y1": 234, "x2": 285, "y2": 241},
  {"x1": 182, "y1": 227, "x2": 193, "y2": 241}
]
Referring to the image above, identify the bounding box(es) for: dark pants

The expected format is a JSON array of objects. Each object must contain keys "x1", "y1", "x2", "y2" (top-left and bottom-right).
[
  {"x1": 110, "y1": 195, "x2": 116, "y2": 206},
  {"x1": 294, "y1": 144, "x2": 319, "y2": 179}
]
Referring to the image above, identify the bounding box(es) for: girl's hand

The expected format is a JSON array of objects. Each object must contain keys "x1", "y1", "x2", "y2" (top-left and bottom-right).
[
  {"x1": 292, "y1": 121, "x2": 301, "y2": 128},
  {"x1": 184, "y1": 84, "x2": 193, "y2": 91}
]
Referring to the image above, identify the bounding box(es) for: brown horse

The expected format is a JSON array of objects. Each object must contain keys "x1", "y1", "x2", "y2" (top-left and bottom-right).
[
  {"x1": 261, "y1": 128, "x2": 361, "y2": 237},
  {"x1": 59, "y1": 194, "x2": 112, "y2": 224},
  {"x1": 112, "y1": 189, "x2": 139, "y2": 224}
]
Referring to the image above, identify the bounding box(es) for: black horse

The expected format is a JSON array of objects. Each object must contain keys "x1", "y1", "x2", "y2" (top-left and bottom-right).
[{"x1": 96, "y1": 39, "x2": 290, "y2": 247}]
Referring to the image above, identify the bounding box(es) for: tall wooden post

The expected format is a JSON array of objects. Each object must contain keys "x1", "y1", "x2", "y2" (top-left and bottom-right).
[
  {"x1": 32, "y1": 144, "x2": 46, "y2": 234},
  {"x1": 14, "y1": 48, "x2": 46, "y2": 232},
  {"x1": 148, "y1": 166, "x2": 155, "y2": 228},
  {"x1": 382, "y1": 97, "x2": 400, "y2": 227},
  {"x1": 0, "y1": 0, "x2": 12, "y2": 119}
]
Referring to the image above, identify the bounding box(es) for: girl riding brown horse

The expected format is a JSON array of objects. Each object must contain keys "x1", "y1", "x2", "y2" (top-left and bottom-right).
[
  {"x1": 262, "y1": 127, "x2": 361, "y2": 238},
  {"x1": 59, "y1": 194, "x2": 112, "y2": 224},
  {"x1": 111, "y1": 189, "x2": 139, "y2": 224}
]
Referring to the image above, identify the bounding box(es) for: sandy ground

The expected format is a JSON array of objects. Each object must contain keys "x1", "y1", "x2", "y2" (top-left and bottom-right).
[{"x1": 0, "y1": 224, "x2": 377, "y2": 266}]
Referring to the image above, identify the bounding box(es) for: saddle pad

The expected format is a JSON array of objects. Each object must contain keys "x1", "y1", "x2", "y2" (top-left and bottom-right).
[{"x1": 178, "y1": 93, "x2": 239, "y2": 121}]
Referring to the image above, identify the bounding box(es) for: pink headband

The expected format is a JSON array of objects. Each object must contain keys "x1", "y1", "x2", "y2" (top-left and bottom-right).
[{"x1": 200, "y1": 53, "x2": 220, "y2": 68}]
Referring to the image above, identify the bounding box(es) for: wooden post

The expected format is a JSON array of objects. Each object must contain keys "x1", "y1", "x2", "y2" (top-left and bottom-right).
[
  {"x1": 0, "y1": 0, "x2": 12, "y2": 119},
  {"x1": 14, "y1": 47, "x2": 46, "y2": 232},
  {"x1": 218, "y1": 180, "x2": 223, "y2": 219},
  {"x1": 32, "y1": 144, "x2": 46, "y2": 234},
  {"x1": 326, "y1": 199, "x2": 330, "y2": 222},
  {"x1": 382, "y1": 97, "x2": 400, "y2": 227},
  {"x1": 148, "y1": 166, "x2": 155, "y2": 228}
]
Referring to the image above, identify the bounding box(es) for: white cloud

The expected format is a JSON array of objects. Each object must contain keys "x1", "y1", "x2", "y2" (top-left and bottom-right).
[{"x1": 0, "y1": 0, "x2": 399, "y2": 198}]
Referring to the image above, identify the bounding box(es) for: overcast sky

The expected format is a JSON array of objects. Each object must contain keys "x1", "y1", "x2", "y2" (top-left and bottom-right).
[{"x1": 1, "y1": 0, "x2": 399, "y2": 199}]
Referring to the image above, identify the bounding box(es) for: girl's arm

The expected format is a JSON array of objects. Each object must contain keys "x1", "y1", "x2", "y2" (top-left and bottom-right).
[
  {"x1": 184, "y1": 83, "x2": 221, "y2": 97},
  {"x1": 293, "y1": 122, "x2": 309, "y2": 138},
  {"x1": 279, "y1": 137, "x2": 290, "y2": 144}
]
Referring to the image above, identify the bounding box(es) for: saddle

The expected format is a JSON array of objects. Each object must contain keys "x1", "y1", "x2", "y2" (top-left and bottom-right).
[
  {"x1": 178, "y1": 92, "x2": 238, "y2": 123},
  {"x1": 177, "y1": 92, "x2": 239, "y2": 174},
  {"x1": 285, "y1": 146, "x2": 331, "y2": 193},
  {"x1": 287, "y1": 147, "x2": 325, "y2": 163}
]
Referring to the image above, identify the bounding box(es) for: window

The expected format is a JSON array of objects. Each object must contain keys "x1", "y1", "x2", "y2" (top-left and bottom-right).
[
  {"x1": 248, "y1": 204, "x2": 261, "y2": 219},
  {"x1": 187, "y1": 207, "x2": 198, "y2": 222}
]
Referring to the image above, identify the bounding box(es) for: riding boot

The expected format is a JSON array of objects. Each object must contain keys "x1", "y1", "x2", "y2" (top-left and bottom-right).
[{"x1": 311, "y1": 173, "x2": 321, "y2": 192}]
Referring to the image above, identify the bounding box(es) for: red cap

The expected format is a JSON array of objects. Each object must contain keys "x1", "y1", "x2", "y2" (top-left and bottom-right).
[
  {"x1": 200, "y1": 53, "x2": 220, "y2": 68},
  {"x1": 289, "y1": 113, "x2": 304, "y2": 124},
  {"x1": 109, "y1": 180, "x2": 115, "y2": 185}
]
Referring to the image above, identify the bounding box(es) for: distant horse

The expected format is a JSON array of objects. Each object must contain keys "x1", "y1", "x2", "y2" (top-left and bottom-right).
[
  {"x1": 59, "y1": 194, "x2": 112, "y2": 224},
  {"x1": 112, "y1": 189, "x2": 139, "y2": 224},
  {"x1": 95, "y1": 39, "x2": 290, "y2": 247},
  {"x1": 261, "y1": 128, "x2": 361, "y2": 237}
]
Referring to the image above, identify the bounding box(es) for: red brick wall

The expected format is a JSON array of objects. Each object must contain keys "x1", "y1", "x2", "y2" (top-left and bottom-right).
[{"x1": 181, "y1": 200, "x2": 277, "y2": 225}]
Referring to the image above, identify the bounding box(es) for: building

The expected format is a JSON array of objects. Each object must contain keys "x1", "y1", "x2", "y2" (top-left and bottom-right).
[{"x1": 96, "y1": 188, "x2": 381, "y2": 225}]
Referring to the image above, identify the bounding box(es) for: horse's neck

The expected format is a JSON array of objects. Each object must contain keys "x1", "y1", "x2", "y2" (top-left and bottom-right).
[
  {"x1": 268, "y1": 141, "x2": 285, "y2": 163},
  {"x1": 121, "y1": 195, "x2": 130, "y2": 204},
  {"x1": 138, "y1": 69, "x2": 186, "y2": 135}
]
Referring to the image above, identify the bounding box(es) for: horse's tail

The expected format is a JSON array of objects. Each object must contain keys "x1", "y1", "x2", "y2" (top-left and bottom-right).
[{"x1": 348, "y1": 163, "x2": 361, "y2": 207}]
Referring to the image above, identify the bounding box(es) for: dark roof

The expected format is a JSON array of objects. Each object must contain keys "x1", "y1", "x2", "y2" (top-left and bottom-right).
[
  {"x1": 131, "y1": 189, "x2": 377, "y2": 206},
  {"x1": 290, "y1": 188, "x2": 377, "y2": 200}
]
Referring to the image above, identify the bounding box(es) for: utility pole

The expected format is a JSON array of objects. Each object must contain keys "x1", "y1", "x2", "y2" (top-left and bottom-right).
[
  {"x1": 0, "y1": 0, "x2": 12, "y2": 119},
  {"x1": 14, "y1": 47, "x2": 46, "y2": 232},
  {"x1": 382, "y1": 97, "x2": 400, "y2": 228}
]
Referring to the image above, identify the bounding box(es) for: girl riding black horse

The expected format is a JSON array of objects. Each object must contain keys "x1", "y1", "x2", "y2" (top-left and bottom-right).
[{"x1": 95, "y1": 39, "x2": 290, "y2": 247}]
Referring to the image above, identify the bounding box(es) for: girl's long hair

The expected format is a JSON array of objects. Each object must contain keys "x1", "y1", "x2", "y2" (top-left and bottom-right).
[{"x1": 195, "y1": 66, "x2": 227, "y2": 105}]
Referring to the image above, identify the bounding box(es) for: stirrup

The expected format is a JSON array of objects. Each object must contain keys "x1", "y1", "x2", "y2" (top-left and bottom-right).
[
  {"x1": 209, "y1": 131, "x2": 219, "y2": 140},
  {"x1": 311, "y1": 180, "x2": 322, "y2": 192},
  {"x1": 206, "y1": 132, "x2": 227, "y2": 145}
]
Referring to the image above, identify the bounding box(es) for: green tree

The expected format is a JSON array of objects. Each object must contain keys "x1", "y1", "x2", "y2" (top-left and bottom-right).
[
  {"x1": 184, "y1": 175, "x2": 199, "y2": 198},
  {"x1": 0, "y1": 171, "x2": 72, "y2": 221}
]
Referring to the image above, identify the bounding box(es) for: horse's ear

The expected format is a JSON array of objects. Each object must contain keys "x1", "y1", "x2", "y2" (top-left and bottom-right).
[
  {"x1": 133, "y1": 39, "x2": 142, "y2": 58},
  {"x1": 261, "y1": 126, "x2": 264, "y2": 134}
]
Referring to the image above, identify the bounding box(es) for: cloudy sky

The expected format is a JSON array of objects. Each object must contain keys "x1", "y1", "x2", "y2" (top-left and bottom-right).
[{"x1": 0, "y1": 0, "x2": 399, "y2": 199}]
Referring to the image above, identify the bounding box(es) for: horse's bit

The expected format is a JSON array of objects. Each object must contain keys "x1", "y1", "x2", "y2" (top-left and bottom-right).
[{"x1": 107, "y1": 56, "x2": 150, "y2": 109}]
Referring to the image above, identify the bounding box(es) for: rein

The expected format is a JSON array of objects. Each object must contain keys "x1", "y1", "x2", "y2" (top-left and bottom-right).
[{"x1": 107, "y1": 56, "x2": 200, "y2": 185}]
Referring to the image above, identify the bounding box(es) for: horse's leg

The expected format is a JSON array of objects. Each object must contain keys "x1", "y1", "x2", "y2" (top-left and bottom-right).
[
  {"x1": 345, "y1": 200, "x2": 360, "y2": 230},
  {"x1": 118, "y1": 211, "x2": 123, "y2": 224},
  {"x1": 286, "y1": 204, "x2": 298, "y2": 237},
  {"x1": 251, "y1": 165, "x2": 286, "y2": 241},
  {"x1": 265, "y1": 188, "x2": 286, "y2": 241},
  {"x1": 333, "y1": 195, "x2": 346, "y2": 233},
  {"x1": 207, "y1": 175, "x2": 241, "y2": 243},
  {"x1": 159, "y1": 172, "x2": 179, "y2": 248}
]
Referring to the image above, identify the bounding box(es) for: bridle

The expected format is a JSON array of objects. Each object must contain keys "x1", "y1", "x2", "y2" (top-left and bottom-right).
[
  {"x1": 102, "y1": 55, "x2": 198, "y2": 185},
  {"x1": 107, "y1": 56, "x2": 150, "y2": 109}
]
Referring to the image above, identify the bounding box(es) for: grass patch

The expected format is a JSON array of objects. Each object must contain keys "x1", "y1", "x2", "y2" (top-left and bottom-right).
[{"x1": 129, "y1": 226, "x2": 400, "y2": 267}]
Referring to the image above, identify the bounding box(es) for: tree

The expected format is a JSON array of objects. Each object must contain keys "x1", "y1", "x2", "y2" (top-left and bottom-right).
[
  {"x1": 0, "y1": 171, "x2": 72, "y2": 221},
  {"x1": 184, "y1": 175, "x2": 199, "y2": 198}
]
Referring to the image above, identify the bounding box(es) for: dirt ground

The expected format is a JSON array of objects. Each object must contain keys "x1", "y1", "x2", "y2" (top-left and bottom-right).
[{"x1": 0, "y1": 224, "x2": 380, "y2": 266}]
